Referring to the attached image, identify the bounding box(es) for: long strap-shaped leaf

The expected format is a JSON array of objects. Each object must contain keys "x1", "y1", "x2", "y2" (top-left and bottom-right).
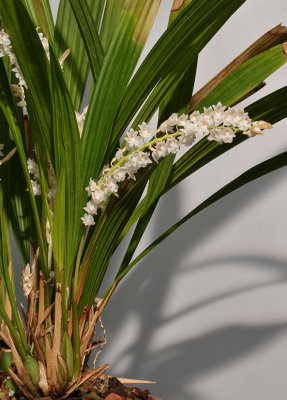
[
  {"x1": 111, "y1": 0, "x2": 246, "y2": 148},
  {"x1": 100, "y1": 0, "x2": 126, "y2": 52},
  {"x1": 114, "y1": 150, "x2": 287, "y2": 286},
  {"x1": 50, "y1": 50, "x2": 84, "y2": 290},
  {"x1": 68, "y1": 0, "x2": 104, "y2": 82},
  {"x1": 54, "y1": 0, "x2": 105, "y2": 110},
  {"x1": 21, "y1": 0, "x2": 54, "y2": 39},
  {"x1": 82, "y1": 0, "x2": 161, "y2": 187},
  {"x1": 0, "y1": 0, "x2": 52, "y2": 159},
  {"x1": 0, "y1": 111, "x2": 31, "y2": 264},
  {"x1": 0, "y1": 60, "x2": 47, "y2": 275}
]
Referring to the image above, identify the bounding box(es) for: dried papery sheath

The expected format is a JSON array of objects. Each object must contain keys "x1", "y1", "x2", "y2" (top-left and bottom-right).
[{"x1": 82, "y1": 103, "x2": 272, "y2": 225}]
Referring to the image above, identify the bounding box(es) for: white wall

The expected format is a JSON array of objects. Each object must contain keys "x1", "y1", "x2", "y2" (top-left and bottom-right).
[{"x1": 37, "y1": 1, "x2": 287, "y2": 399}]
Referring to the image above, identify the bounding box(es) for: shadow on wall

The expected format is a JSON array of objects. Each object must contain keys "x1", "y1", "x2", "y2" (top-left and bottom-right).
[{"x1": 97, "y1": 167, "x2": 287, "y2": 400}]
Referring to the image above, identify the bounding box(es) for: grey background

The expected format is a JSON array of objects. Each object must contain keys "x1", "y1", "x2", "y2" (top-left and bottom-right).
[{"x1": 14, "y1": 1, "x2": 287, "y2": 399}]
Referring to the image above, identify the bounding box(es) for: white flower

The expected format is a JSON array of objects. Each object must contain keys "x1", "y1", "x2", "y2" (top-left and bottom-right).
[
  {"x1": 17, "y1": 99, "x2": 26, "y2": 108},
  {"x1": 152, "y1": 142, "x2": 168, "y2": 162},
  {"x1": 0, "y1": 143, "x2": 4, "y2": 157},
  {"x1": 223, "y1": 108, "x2": 237, "y2": 126},
  {"x1": 160, "y1": 120, "x2": 174, "y2": 133},
  {"x1": 91, "y1": 189, "x2": 106, "y2": 204},
  {"x1": 167, "y1": 113, "x2": 179, "y2": 126},
  {"x1": 84, "y1": 201, "x2": 98, "y2": 215},
  {"x1": 37, "y1": 28, "x2": 50, "y2": 60},
  {"x1": 202, "y1": 106, "x2": 214, "y2": 125},
  {"x1": 138, "y1": 122, "x2": 155, "y2": 140},
  {"x1": 81, "y1": 213, "x2": 95, "y2": 226},
  {"x1": 113, "y1": 167, "x2": 127, "y2": 182},
  {"x1": 126, "y1": 166, "x2": 138, "y2": 180},
  {"x1": 125, "y1": 129, "x2": 142, "y2": 149},
  {"x1": 136, "y1": 151, "x2": 152, "y2": 167},
  {"x1": 189, "y1": 110, "x2": 201, "y2": 123},
  {"x1": 213, "y1": 102, "x2": 226, "y2": 125},
  {"x1": 195, "y1": 120, "x2": 209, "y2": 136},
  {"x1": 166, "y1": 137, "x2": 180, "y2": 154},
  {"x1": 27, "y1": 158, "x2": 40, "y2": 179},
  {"x1": 127, "y1": 152, "x2": 141, "y2": 168},
  {"x1": 177, "y1": 114, "x2": 189, "y2": 126},
  {"x1": 103, "y1": 178, "x2": 118, "y2": 195},
  {"x1": 22, "y1": 262, "x2": 35, "y2": 297},
  {"x1": 10, "y1": 84, "x2": 25, "y2": 98},
  {"x1": 115, "y1": 148, "x2": 124, "y2": 161},
  {"x1": 178, "y1": 134, "x2": 195, "y2": 146},
  {"x1": 31, "y1": 179, "x2": 41, "y2": 196},
  {"x1": 237, "y1": 115, "x2": 252, "y2": 131}
]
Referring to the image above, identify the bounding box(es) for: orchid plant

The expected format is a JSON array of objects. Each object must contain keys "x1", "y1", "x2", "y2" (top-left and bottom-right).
[{"x1": 0, "y1": 0, "x2": 286, "y2": 399}]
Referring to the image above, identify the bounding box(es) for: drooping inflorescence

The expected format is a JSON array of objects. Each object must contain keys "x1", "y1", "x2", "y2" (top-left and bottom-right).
[{"x1": 81, "y1": 103, "x2": 272, "y2": 226}]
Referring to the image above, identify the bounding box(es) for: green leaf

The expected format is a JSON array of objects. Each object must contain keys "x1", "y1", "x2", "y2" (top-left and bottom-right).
[
  {"x1": 0, "y1": 59, "x2": 47, "y2": 274},
  {"x1": 111, "y1": 0, "x2": 247, "y2": 148},
  {"x1": 54, "y1": 0, "x2": 105, "y2": 109},
  {"x1": 22, "y1": 0, "x2": 54, "y2": 39},
  {"x1": 115, "y1": 150, "x2": 287, "y2": 286},
  {"x1": 49, "y1": 50, "x2": 84, "y2": 288},
  {"x1": 100, "y1": 0, "x2": 126, "y2": 51},
  {"x1": 82, "y1": 0, "x2": 161, "y2": 187},
  {"x1": 68, "y1": 0, "x2": 104, "y2": 82},
  {"x1": 194, "y1": 44, "x2": 287, "y2": 111}
]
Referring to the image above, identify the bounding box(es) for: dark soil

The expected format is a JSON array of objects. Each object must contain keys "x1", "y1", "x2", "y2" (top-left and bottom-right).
[{"x1": 80, "y1": 374, "x2": 152, "y2": 400}]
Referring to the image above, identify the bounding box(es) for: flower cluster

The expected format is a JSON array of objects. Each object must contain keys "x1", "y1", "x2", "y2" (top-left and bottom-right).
[
  {"x1": 82, "y1": 103, "x2": 272, "y2": 226},
  {"x1": 0, "y1": 29, "x2": 27, "y2": 107}
]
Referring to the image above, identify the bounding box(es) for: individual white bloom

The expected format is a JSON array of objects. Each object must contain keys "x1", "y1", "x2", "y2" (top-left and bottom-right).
[
  {"x1": 0, "y1": 30, "x2": 10, "y2": 47},
  {"x1": 167, "y1": 113, "x2": 179, "y2": 126},
  {"x1": 27, "y1": 158, "x2": 40, "y2": 180},
  {"x1": 84, "y1": 201, "x2": 98, "y2": 215},
  {"x1": 125, "y1": 128, "x2": 142, "y2": 149},
  {"x1": 152, "y1": 141, "x2": 168, "y2": 162},
  {"x1": 179, "y1": 121, "x2": 196, "y2": 136},
  {"x1": 178, "y1": 134, "x2": 195, "y2": 146},
  {"x1": 115, "y1": 148, "x2": 124, "y2": 161},
  {"x1": 223, "y1": 108, "x2": 237, "y2": 126},
  {"x1": 189, "y1": 110, "x2": 201, "y2": 123},
  {"x1": 213, "y1": 102, "x2": 226, "y2": 125},
  {"x1": 87, "y1": 178, "x2": 98, "y2": 193},
  {"x1": 177, "y1": 114, "x2": 189, "y2": 126},
  {"x1": 221, "y1": 127, "x2": 236, "y2": 143},
  {"x1": 138, "y1": 122, "x2": 155, "y2": 140},
  {"x1": 166, "y1": 137, "x2": 180, "y2": 154},
  {"x1": 31, "y1": 179, "x2": 41, "y2": 196},
  {"x1": 237, "y1": 115, "x2": 252, "y2": 131},
  {"x1": 113, "y1": 167, "x2": 127, "y2": 182},
  {"x1": 91, "y1": 188, "x2": 106, "y2": 204},
  {"x1": 202, "y1": 106, "x2": 214, "y2": 125},
  {"x1": 195, "y1": 120, "x2": 210, "y2": 136},
  {"x1": 136, "y1": 151, "x2": 152, "y2": 167},
  {"x1": 103, "y1": 178, "x2": 118, "y2": 195},
  {"x1": 126, "y1": 165, "x2": 138, "y2": 180},
  {"x1": 127, "y1": 152, "x2": 141, "y2": 168},
  {"x1": 0, "y1": 143, "x2": 4, "y2": 157},
  {"x1": 81, "y1": 213, "x2": 95, "y2": 226},
  {"x1": 160, "y1": 120, "x2": 174, "y2": 133}
]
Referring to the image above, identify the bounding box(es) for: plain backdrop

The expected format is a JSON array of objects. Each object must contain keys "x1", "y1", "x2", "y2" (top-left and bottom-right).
[{"x1": 12, "y1": 1, "x2": 287, "y2": 399}]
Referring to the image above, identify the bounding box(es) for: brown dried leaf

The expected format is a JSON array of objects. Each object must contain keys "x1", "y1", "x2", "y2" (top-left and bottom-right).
[
  {"x1": 171, "y1": 0, "x2": 185, "y2": 11},
  {"x1": 189, "y1": 24, "x2": 287, "y2": 111}
]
